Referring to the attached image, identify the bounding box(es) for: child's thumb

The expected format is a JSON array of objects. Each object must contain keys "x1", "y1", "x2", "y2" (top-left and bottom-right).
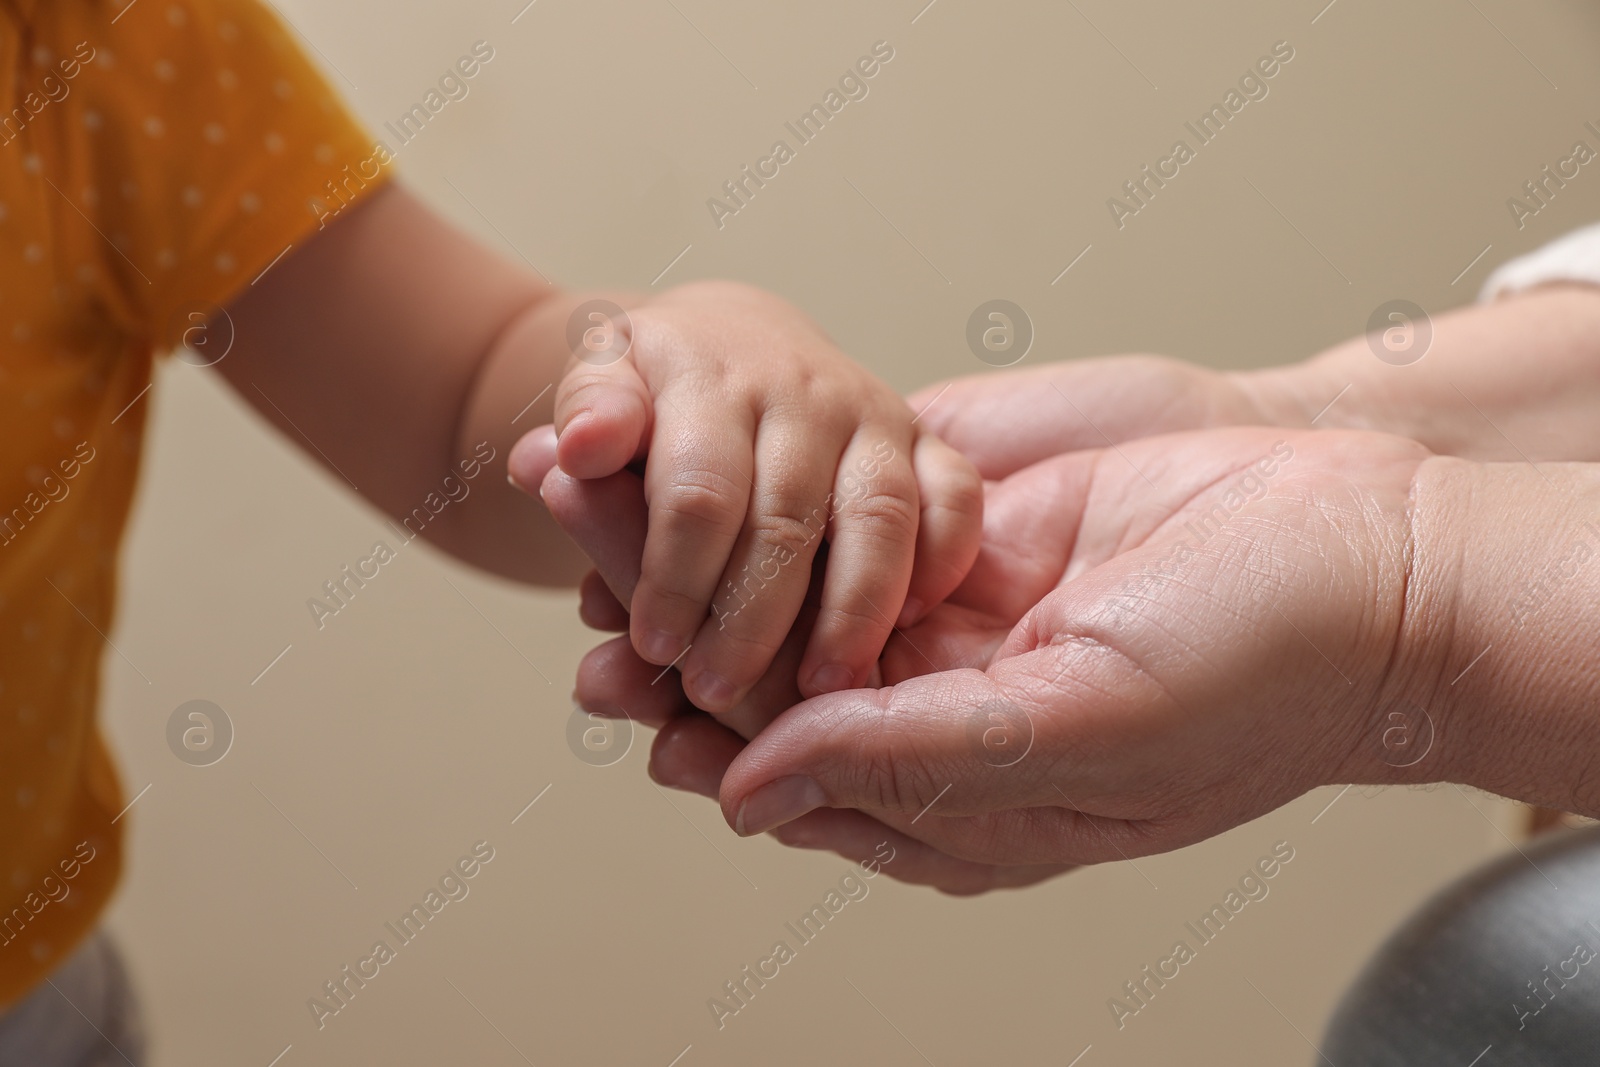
[{"x1": 554, "y1": 339, "x2": 651, "y2": 479}]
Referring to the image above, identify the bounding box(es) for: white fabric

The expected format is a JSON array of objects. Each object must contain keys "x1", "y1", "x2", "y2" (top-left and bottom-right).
[{"x1": 1480, "y1": 222, "x2": 1600, "y2": 302}]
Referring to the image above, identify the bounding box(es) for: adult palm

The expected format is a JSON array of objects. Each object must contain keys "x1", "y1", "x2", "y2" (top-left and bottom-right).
[{"x1": 543, "y1": 426, "x2": 1435, "y2": 890}]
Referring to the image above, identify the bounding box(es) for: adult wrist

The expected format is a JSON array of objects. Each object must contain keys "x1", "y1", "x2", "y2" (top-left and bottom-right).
[
  {"x1": 1399, "y1": 455, "x2": 1600, "y2": 814},
  {"x1": 1228, "y1": 355, "x2": 1370, "y2": 434},
  {"x1": 1236, "y1": 286, "x2": 1600, "y2": 461}
]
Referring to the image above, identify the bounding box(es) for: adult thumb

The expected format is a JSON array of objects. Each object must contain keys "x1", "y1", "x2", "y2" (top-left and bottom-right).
[{"x1": 719, "y1": 659, "x2": 1074, "y2": 838}]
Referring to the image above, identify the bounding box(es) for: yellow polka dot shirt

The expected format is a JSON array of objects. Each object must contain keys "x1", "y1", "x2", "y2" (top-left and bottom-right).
[{"x1": 0, "y1": 0, "x2": 385, "y2": 1002}]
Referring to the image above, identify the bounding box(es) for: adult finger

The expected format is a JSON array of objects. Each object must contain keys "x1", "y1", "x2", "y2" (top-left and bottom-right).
[
  {"x1": 579, "y1": 569, "x2": 629, "y2": 632},
  {"x1": 907, "y1": 356, "x2": 1249, "y2": 479},
  {"x1": 574, "y1": 636, "x2": 691, "y2": 728},
  {"x1": 540, "y1": 466, "x2": 646, "y2": 607},
  {"x1": 769, "y1": 808, "x2": 1074, "y2": 896},
  {"x1": 907, "y1": 365, "x2": 1105, "y2": 478},
  {"x1": 719, "y1": 635, "x2": 1169, "y2": 839},
  {"x1": 650, "y1": 714, "x2": 1072, "y2": 895}
]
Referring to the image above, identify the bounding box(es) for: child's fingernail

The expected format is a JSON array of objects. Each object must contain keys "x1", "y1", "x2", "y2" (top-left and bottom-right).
[
  {"x1": 508, "y1": 470, "x2": 544, "y2": 500},
  {"x1": 735, "y1": 776, "x2": 827, "y2": 836},
  {"x1": 507, "y1": 424, "x2": 557, "y2": 489},
  {"x1": 896, "y1": 598, "x2": 925, "y2": 627},
  {"x1": 691, "y1": 671, "x2": 737, "y2": 710},
  {"x1": 808, "y1": 663, "x2": 854, "y2": 695},
  {"x1": 639, "y1": 629, "x2": 682, "y2": 665}
]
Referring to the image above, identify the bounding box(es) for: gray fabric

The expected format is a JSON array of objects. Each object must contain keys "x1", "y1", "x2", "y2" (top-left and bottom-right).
[
  {"x1": 0, "y1": 931, "x2": 145, "y2": 1067},
  {"x1": 1323, "y1": 823, "x2": 1600, "y2": 1065}
]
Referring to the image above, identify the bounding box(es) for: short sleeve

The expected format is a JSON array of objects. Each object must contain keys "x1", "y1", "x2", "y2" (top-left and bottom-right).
[
  {"x1": 62, "y1": 0, "x2": 388, "y2": 342},
  {"x1": 1479, "y1": 223, "x2": 1600, "y2": 303}
]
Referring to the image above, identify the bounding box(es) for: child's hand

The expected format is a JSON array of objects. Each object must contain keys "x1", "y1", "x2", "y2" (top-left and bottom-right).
[{"x1": 519, "y1": 281, "x2": 982, "y2": 714}]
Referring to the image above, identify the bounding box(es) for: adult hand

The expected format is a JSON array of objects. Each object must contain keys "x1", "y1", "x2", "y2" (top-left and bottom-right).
[
  {"x1": 713, "y1": 422, "x2": 1600, "y2": 862},
  {"x1": 533, "y1": 420, "x2": 1600, "y2": 883},
  {"x1": 517, "y1": 427, "x2": 1072, "y2": 893},
  {"x1": 535, "y1": 424, "x2": 1446, "y2": 879},
  {"x1": 911, "y1": 285, "x2": 1600, "y2": 481},
  {"x1": 713, "y1": 427, "x2": 1456, "y2": 865},
  {"x1": 907, "y1": 354, "x2": 1275, "y2": 479}
]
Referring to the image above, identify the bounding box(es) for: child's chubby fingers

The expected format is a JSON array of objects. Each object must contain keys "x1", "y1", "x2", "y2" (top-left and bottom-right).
[
  {"x1": 676, "y1": 420, "x2": 839, "y2": 713},
  {"x1": 629, "y1": 395, "x2": 758, "y2": 668},
  {"x1": 895, "y1": 433, "x2": 984, "y2": 628},
  {"x1": 552, "y1": 343, "x2": 652, "y2": 480},
  {"x1": 794, "y1": 426, "x2": 922, "y2": 698},
  {"x1": 589, "y1": 551, "x2": 831, "y2": 743}
]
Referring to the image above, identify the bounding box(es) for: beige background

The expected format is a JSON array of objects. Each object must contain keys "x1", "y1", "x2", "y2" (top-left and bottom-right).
[{"x1": 99, "y1": 0, "x2": 1600, "y2": 1063}]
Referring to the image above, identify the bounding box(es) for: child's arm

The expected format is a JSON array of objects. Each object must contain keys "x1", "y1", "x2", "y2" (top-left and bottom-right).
[
  {"x1": 214, "y1": 183, "x2": 586, "y2": 585},
  {"x1": 216, "y1": 183, "x2": 982, "y2": 709}
]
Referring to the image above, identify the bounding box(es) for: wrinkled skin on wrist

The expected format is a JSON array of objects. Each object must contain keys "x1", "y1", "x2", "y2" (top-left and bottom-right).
[{"x1": 1395, "y1": 455, "x2": 1600, "y2": 818}]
